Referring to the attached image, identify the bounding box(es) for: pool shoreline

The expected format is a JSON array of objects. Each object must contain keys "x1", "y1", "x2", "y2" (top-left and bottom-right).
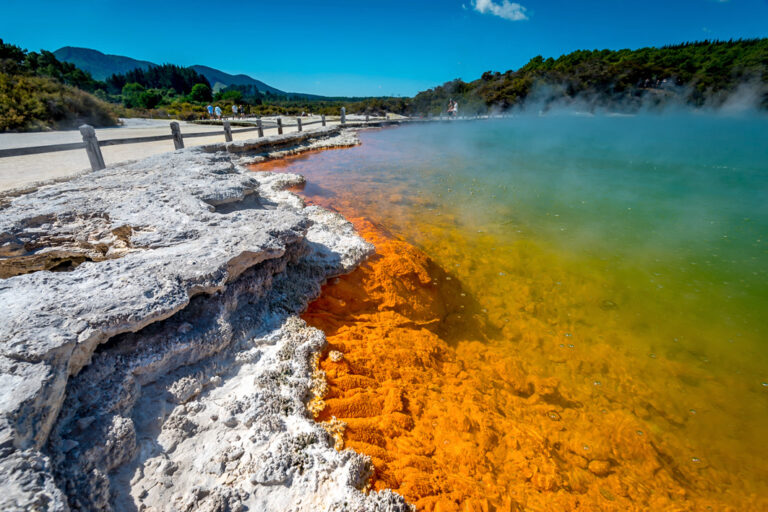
[{"x1": 258, "y1": 118, "x2": 768, "y2": 510}]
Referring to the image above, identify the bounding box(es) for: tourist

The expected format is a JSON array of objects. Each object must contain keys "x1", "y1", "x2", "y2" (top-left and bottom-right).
[
  {"x1": 207, "y1": 104, "x2": 214, "y2": 119},
  {"x1": 232, "y1": 104, "x2": 238, "y2": 119},
  {"x1": 447, "y1": 99, "x2": 458, "y2": 117},
  {"x1": 214, "y1": 105, "x2": 222, "y2": 120}
]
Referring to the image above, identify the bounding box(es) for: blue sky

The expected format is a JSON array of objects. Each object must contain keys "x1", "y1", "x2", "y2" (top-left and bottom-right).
[{"x1": 1, "y1": 0, "x2": 766, "y2": 96}]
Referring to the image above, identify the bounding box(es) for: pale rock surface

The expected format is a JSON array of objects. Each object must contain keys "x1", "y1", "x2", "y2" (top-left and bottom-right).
[{"x1": 0, "y1": 130, "x2": 411, "y2": 511}]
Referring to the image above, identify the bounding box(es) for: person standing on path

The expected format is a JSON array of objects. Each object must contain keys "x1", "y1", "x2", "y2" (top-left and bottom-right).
[
  {"x1": 232, "y1": 104, "x2": 238, "y2": 119},
  {"x1": 207, "y1": 104, "x2": 214, "y2": 119},
  {"x1": 214, "y1": 105, "x2": 222, "y2": 120}
]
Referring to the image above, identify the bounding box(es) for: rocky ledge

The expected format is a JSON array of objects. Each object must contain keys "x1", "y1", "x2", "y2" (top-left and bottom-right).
[{"x1": 0, "y1": 128, "x2": 411, "y2": 511}]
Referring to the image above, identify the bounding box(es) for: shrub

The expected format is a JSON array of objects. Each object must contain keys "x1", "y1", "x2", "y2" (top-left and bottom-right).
[{"x1": 0, "y1": 73, "x2": 117, "y2": 131}]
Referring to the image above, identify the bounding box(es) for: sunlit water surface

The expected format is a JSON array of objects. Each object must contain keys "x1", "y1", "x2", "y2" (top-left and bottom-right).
[{"x1": 257, "y1": 114, "x2": 768, "y2": 508}]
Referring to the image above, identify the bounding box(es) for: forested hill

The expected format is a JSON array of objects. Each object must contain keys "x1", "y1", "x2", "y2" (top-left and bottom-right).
[
  {"x1": 189, "y1": 65, "x2": 286, "y2": 95},
  {"x1": 412, "y1": 39, "x2": 768, "y2": 114},
  {"x1": 53, "y1": 47, "x2": 154, "y2": 81},
  {"x1": 53, "y1": 47, "x2": 288, "y2": 94},
  {"x1": 104, "y1": 65, "x2": 210, "y2": 96}
]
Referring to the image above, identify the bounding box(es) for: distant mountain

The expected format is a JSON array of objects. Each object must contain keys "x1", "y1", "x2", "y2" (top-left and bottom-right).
[
  {"x1": 53, "y1": 46, "x2": 296, "y2": 96},
  {"x1": 189, "y1": 65, "x2": 285, "y2": 95},
  {"x1": 53, "y1": 47, "x2": 154, "y2": 81}
]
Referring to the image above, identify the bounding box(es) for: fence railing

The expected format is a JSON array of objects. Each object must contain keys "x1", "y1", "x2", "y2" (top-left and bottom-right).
[
  {"x1": 0, "y1": 118, "x2": 317, "y2": 159},
  {"x1": 0, "y1": 110, "x2": 461, "y2": 171}
]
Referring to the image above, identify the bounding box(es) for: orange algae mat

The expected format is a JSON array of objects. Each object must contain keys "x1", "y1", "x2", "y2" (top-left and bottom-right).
[
  {"x1": 301, "y1": 216, "x2": 758, "y2": 511},
  {"x1": 252, "y1": 154, "x2": 768, "y2": 511}
]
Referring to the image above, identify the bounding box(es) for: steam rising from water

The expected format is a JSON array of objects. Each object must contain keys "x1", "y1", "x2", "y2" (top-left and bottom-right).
[{"x1": 503, "y1": 79, "x2": 768, "y2": 115}]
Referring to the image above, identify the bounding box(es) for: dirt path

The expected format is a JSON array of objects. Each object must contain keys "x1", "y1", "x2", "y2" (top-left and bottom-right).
[{"x1": 0, "y1": 117, "x2": 337, "y2": 191}]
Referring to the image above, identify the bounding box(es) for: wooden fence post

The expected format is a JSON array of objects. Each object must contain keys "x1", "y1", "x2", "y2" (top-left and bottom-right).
[
  {"x1": 257, "y1": 118, "x2": 264, "y2": 138},
  {"x1": 321, "y1": 114, "x2": 326, "y2": 127},
  {"x1": 223, "y1": 120, "x2": 233, "y2": 142},
  {"x1": 340, "y1": 107, "x2": 346, "y2": 125},
  {"x1": 297, "y1": 117, "x2": 302, "y2": 132},
  {"x1": 170, "y1": 122, "x2": 184, "y2": 150},
  {"x1": 79, "y1": 125, "x2": 105, "y2": 171},
  {"x1": 277, "y1": 118, "x2": 283, "y2": 135}
]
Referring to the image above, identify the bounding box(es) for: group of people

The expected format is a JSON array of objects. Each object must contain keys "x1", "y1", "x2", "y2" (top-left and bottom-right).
[
  {"x1": 205, "y1": 104, "x2": 247, "y2": 120},
  {"x1": 447, "y1": 99, "x2": 459, "y2": 116}
]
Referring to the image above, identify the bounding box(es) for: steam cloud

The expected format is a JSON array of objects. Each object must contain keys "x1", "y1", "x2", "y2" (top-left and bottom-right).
[{"x1": 506, "y1": 79, "x2": 768, "y2": 116}]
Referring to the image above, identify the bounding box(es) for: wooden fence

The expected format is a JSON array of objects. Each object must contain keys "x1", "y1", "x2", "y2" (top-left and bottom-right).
[{"x1": 0, "y1": 111, "x2": 476, "y2": 172}]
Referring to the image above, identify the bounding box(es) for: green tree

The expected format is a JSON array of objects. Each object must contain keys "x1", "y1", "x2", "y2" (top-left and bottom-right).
[
  {"x1": 189, "y1": 83, "x2": 212, "y2": 102},
  {"x1": 121, "y1": 82, "x2": 145, "y2": 108},
  {"x1": 139, "y1": 89, "x2": 163, "y2": 109},
  {"x1": 0, "y1": 39, "x2": 27, "y2": 74},
  {"x1": 219, "y1": 90, "x2": 243, "y2": 102}
]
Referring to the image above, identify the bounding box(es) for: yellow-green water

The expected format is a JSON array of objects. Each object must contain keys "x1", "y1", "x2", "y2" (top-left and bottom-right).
[{"x1": 262, "y1": 113, "x2": 768, "y2": 509}]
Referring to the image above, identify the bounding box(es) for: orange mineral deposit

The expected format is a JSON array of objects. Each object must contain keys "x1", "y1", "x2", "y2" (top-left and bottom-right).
[
  {"x1": 302, "y1": 215, "x2": 761, "y2": 511},
  {"x1": 250, "y1": 135, "x2": 768, "y2": 511}
]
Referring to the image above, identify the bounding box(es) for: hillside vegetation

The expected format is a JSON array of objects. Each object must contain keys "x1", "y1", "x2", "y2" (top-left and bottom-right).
[
  {"x1": 2, "y1": 38, "x2": 765, "y2": 131},
  {"x1": 412, "y1": 39, "x2": 768, "y2": 114},
  {"x1": 0, "y1": 39, "x2": 117, "y2": 131}
]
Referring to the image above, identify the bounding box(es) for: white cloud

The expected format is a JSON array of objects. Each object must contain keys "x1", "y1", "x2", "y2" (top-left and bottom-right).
[{"x1": 472, "y1": 0, "x2": 529, "y2": 21}]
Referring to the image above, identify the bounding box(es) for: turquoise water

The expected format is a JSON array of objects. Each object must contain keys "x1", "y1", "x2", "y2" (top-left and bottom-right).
[
  {"x1": 305, "y1": 114, "x2": 768, "y2": 361},
  {"x1": 417, "y1": 114, "x2": 768, "y2": 340},
  {"x1": 269, "y1": 112, "x2": 768, "y2": 505}
]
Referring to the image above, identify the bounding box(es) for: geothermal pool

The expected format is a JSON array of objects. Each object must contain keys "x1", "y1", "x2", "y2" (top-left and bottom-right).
[{"x1": 255, "y1": 114, "x2": 768, "y2": 510}]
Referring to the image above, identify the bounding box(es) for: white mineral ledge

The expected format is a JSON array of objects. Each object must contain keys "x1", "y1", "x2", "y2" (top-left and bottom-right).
[{"x1": 0, "y1": 127, "x2": 412, "y2": 511}]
